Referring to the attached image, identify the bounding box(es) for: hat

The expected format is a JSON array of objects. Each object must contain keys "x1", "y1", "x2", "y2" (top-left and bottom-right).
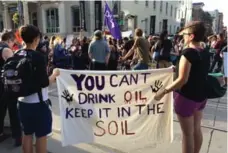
[
  {"x1": 178, "y1": 21, "x2": 205, "y2": 35},
  {"x1": 94, "y1": 30, "x2": 102, "y2": 38}
]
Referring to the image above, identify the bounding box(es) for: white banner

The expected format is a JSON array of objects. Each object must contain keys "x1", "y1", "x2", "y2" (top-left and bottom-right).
[
  {"x1": 57, "y1": 68, "x2": 173, "y2": 151},
  {"x1": 224, "y1": 52, "x2": 227, "y2": 77}
]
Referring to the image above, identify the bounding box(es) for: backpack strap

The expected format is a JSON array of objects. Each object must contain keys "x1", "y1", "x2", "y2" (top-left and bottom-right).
[{"x1": 37, "y1": 89, "x2": 44, "y2": 103}]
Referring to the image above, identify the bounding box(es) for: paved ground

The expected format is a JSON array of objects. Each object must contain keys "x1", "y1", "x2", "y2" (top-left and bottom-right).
[{"x1": 0, "y1": 83, "x2": 227, "y2": 153}]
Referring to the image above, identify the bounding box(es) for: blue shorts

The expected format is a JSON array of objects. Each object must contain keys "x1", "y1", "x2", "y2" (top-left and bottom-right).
[
  {"x1": 18, "y1": 101, "x2": 52, "y2": 138},
  {"x1": 133, "y1": 63, "x2": 149, "y2": 70}
]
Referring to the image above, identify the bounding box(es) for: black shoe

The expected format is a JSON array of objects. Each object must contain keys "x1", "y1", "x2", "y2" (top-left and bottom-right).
[
  {"x1": 14, "y1": 137, "x2": 22, "y2": 147},
  {"x1": 0, "y1": 133, "x2": 10, "y2": 143}
]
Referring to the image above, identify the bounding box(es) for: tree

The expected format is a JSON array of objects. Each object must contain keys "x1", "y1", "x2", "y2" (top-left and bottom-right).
[{"x1": 12, "y1": 12, "x2": 19, "y2": 26}]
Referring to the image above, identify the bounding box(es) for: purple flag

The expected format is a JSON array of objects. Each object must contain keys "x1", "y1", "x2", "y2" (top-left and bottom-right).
[{"x1": 104, "y1": 2, "x2": 122, "y2": 40}]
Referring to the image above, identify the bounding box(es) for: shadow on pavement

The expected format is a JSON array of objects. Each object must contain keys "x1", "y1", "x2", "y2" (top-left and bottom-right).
[{"x1": 47, "y1": 137, "x2": 91, "y2": 153}]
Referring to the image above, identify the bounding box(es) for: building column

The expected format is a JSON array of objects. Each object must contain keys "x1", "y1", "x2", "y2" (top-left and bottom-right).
[
  {"x1": 3, "y1": 3, "x2": 11, "y2": 30},
  {"x1": 89, "y1": 1, "x2": 95, "y2": 35},
  {"x1": 58, "y1": 2, "x2": 66, "y2": 34},
  {"x1": 23, "y1": 1, "x2": 29, "y2": 25}
]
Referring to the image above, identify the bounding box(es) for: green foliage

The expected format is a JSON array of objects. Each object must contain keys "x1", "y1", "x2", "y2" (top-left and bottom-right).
[{"x1": 12, "y1": 12, "x2": 19, "y2": 25}]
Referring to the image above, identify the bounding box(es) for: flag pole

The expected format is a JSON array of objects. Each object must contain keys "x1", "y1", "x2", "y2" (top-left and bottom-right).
[{"x1": 103, "y1": 1, "x2": 106, "y2": 39}]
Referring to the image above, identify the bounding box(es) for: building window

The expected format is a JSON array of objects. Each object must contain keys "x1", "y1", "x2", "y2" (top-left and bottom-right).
[
  {"x1": 0, "y1": 15, "x2": 3, "y2": 32},
  {"x1": 173, "y1": 25, "x2": 176, "y2": 34},
  {"x1": 45, "y1": 8, "x2": 59, "y2": 33},
  {"x1": 134, "y1": 16, "x2": 138, "y2": 29},
  {"x1": 170, "y1": 5, "x2": 173, "y2": 17},
  {"x1": 175, "y1": 7, "x2": 177, "y2": 19},
  {"x1": 182, "y1": 11, "x2": 184, "y2": 18},
  {"x1": 178, "y1": 9, "x2": 180, "y2": 19},
  {"x1": 144, "y1": 18, "x2": 148, "y2": 34},
  {"x1": 165, "y1": 2, "x2": 168, "y2": 15},
  {"x1": 30, "y1": 12, "x2": 38, "y2": 27},
  {"x1": 160, "y1": 1, "x2": 163, "y2": 12},
  {"x1": 169, "y1": 25, "x2": 172, "y2": 34},
  {"x1": 95, "y1": 1, "x2": 102, "y2": 30},
  {"x1": 71, "y1": 6, "x2": 80, "y2": 32},
  {"x1": 159, "y1": 21, "x2": 162, "y2": 32},
  {"x1": 153, "y1": 0, "x2": 156, "y2": 9},
  {"x1": 145, "y1": 0, "x2": 149, "y2": 7}
]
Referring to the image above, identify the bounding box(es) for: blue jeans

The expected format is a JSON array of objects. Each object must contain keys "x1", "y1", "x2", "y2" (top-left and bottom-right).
[{"x1": 133, "y1": 63, "x2": 149, "y2": 70}]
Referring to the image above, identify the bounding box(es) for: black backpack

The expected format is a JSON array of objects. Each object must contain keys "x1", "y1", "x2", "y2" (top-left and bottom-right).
[
  {"x1": 1, "y1": 49, "x2": 43, "y2": 100},
  {"x1": 154, "y1": 40, "x2": 171, "y2": 61}
]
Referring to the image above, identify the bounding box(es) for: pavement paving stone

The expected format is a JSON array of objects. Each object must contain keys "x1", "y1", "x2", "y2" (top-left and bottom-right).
[
  {"x1": 208, "y1": 130, "x2": 227, "y2": 153},
  {"x1": 214, "y1": 102, "x2": 227, "y2": 131},
  {"x1": 202, "y1": 101, "x2": 218, "y2": 127},
  {"x1": 50, "y1": 96, "x2": 61, "y2": 132},
  {"x1": 46, "y1": 122, "x2": 212, "y2": 153}
]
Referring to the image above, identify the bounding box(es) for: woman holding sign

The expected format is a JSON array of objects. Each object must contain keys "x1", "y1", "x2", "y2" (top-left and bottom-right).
[{"x1": 155, "y1": 21, "x2": 210, "y2": 153}]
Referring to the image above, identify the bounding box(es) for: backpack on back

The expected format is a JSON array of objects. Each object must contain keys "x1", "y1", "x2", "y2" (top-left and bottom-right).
[{"x1": 1, "y1": 49, "x2": 41, "y2": 98}]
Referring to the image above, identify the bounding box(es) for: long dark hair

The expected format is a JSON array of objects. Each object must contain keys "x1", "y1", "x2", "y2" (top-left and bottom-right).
[{"x1": 157, "y1": 30, "x2": 168, "y2": 47}]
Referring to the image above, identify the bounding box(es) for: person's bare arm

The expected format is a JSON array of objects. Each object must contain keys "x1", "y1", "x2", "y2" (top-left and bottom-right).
[
  {"x1": 88, "y1": 43, "x2": 93, "y2": 60},
  {"x1": 2, "y1": 48, "x2": 14, "y2": 61},
  {"x1": 165, "y1": 56, "x2": 191, "y2": 92}
]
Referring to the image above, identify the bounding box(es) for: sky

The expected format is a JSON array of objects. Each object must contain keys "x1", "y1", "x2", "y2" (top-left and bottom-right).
[{"x1": 193, "y1": 0, "x2": 228, "y2": 26}]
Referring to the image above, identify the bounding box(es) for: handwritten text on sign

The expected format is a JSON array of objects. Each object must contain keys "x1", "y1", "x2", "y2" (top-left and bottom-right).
[{"x1": 57, "y1": 69, "x2": 173, "y2": 150}]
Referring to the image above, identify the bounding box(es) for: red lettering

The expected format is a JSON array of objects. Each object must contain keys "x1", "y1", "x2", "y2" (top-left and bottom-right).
[
  {"x1": 121, "y1": 121, "x2": 124, "y2": 134},
  {"x1": 108, "y1": 121, "x2": 118, "y2": 135},
  {"x1": 125, "y1": 120, "x2": 135, "y2": 135},
  {"x1": 124, "y1": 91, "x2": 132, "y2": 104},
  {"x1": 139, "y1": 91, "x2": 147, "y2": 103},
  {"x1": 94, "y1": 120, "x2": 106, "y2": 137},
  {"x1": 94, "y1": 120, "x2": 135, "y2": 136}
]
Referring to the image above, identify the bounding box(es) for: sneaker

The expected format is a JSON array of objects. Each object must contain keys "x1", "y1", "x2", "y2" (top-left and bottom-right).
[
  {"x1": 14, "y1": 137, "x2": 22, "y2": 147},
  {"x1": 0, "y1": 133, "x2": 10, "y2": 143}
]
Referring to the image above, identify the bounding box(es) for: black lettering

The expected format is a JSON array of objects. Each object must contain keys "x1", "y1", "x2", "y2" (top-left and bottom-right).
[
  {"x1": 119, "y1": 75, "x2": 130, "y2": 86},
  {"x1": 99, "y1": 94, "x2": 108, "y2": 103},
  {"x1": 88, "y1": 93, "x2": 95, "y2": 103},
  {"x1": 88, "y1": 109, "x2": 93, "y2": 118},
  {"x1": 81, "y1": 109, "x2": 87, "y2": 118},
  {"x1": 157, "y1": 103, "x2": 165, "y2": 114},
  {"x1": 135, "y1": 104, "x2": 146, "y2": 115},
  {"x1": 130, "y1": 74, "x2": 138, "y2": 85},
  {"x1": 65, "y1": 108, "x2": 74, "y2": 119},
  {"x1": 108, "y1": 94, "x2": 116, "y2": 103},
  {"x1": 141, "y1": 73, "x2": 150, "y2": 83},
  {"x1": 74, "y1": 108, "x2": 80, "y2": 117},
  {"x1": 110, "y1": 74, "x2": 118, "y2": 87},
  {"x1": 147, "y1": 104, "x2": 156, "y2": 115},
  {"x1": 121, "y1": 107, "x2": 131, "y2": 117},
  {"x1": 71, "y1": 74, "x2": 86, "y2": 91},
  {"x1": 78, "y1": 92, "x2": 87, "y2": 104}
]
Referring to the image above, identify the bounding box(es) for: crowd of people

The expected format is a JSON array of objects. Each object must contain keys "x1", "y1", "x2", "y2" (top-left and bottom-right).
[{"x1": 0, "y1": 21, "x2": 226, "y2": 153}]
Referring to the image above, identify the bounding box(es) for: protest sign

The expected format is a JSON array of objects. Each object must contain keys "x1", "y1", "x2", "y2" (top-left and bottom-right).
[
  {"x1": 65, "y1": 35, "x2": 74, "y2": 49},
  {"x1": 57, "y1": 68, "x2": 173, "y2": 151}
]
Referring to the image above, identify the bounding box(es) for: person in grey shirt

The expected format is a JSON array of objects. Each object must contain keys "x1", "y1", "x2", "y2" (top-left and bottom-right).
[{"x1": 88, "y1": 30, "x2": 110, "y2": 70}]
